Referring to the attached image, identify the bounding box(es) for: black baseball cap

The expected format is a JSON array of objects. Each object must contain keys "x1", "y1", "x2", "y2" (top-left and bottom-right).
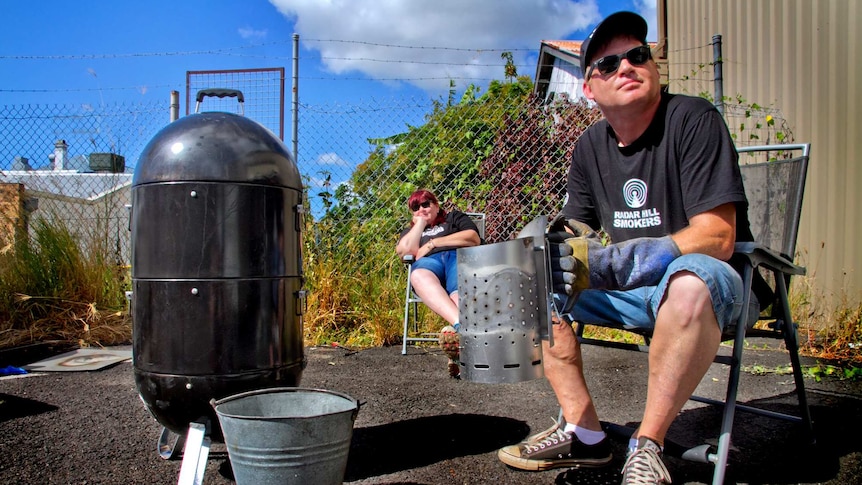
[{"x1": 580, "y1": 11, "x2": 648, "y2": 76}]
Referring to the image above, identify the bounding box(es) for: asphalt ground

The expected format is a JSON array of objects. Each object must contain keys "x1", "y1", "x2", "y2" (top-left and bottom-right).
[{"x1": 1, "y1": 340, "x2": 861, "y2": 484}]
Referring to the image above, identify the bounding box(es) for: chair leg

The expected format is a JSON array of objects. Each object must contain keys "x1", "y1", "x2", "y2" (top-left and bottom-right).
[
  {"x1": 711, "y1": 329, "x2": 744, "y2": 484},
  {"x1": 711, "y1": 306, "x2": 749, "y2": 484},
  {"x1": 775, "y1": 275, "x2": 815, "y2": 442},
  {"x1": 711, "y1": 265, "x2": 756, "y2": 485},
  {"x1": 402, "y1": 278, "x2": 414, "y2": 355},
  {"x1": 402, "y1": 317, "x2": 409, "y2": 354}
]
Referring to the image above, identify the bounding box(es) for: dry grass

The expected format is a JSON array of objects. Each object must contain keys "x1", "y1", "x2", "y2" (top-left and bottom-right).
[
  {"x1": 2, "y1": 211, "x2": 858, "y2": 375},
  {"x1": 0, "y1": 215, "x2": 132, "y2": 350},
  {"x1": 784, "y1": 250, "x2": 862, "y2": 364},
  {"x1": 302, "y1": 222, "x2": 408, "y2": 349},
  {"x1": 796, "y1": 295, "x2": 862, "y2": 364},
  {"x1": 0, "y1": 294, "x2": 131, "y2": 349}
]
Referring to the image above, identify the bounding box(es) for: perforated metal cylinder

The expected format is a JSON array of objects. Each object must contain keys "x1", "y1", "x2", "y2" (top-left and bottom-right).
[{"x1": 457, "y1": 238, "x2": 544, "y2": 383}]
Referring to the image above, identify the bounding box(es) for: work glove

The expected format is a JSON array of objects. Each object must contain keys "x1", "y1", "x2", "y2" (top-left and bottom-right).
[
  {"x1": 589, "y1": 236, "x2": 682, "y2": 291},
  {"x1": 548, "y1": 213, "x2": 601, "y2": 241},
  {"x1": 547, "y1": 214, "x2": 682, "y2": 294},
  {"x1": 547, "y1": 216, "x2": 600, "y2": 296}
]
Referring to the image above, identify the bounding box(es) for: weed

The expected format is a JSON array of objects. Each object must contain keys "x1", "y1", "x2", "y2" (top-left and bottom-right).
[
  {"x1": 790, "y1": 260, "x2": 862, "y2": 364},
  {"x1": 0, "y1": 213, "x2": 130, "y2": 348},
  {"x1": 743, "y1": 362, "x2": 862, "y2": 382}
]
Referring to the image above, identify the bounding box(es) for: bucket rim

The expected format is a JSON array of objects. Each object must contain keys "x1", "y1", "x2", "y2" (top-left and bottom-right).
[{"x1": 212, "y1": 387, "x2": 359, "y2": 420}]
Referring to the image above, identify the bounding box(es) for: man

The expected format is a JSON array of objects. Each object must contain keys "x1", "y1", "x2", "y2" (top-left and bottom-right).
[{"x1": 496, "y1": 11, "x2": 758, "y2": 484}]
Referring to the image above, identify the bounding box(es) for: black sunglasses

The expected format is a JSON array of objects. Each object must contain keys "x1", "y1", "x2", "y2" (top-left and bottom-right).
[
  {"x1": 410, "y1": 200, "x2": 433, "y2": 211},
  {"x1": 586, "y1": 45, "x2": 652, "y2": 79}
]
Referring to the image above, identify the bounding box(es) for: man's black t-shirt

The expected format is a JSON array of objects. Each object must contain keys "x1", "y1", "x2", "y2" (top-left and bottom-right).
[
  {"x1": 562, "y1": 92, "x2": 754, "y2": 245},
  {"x1": 399, "y1": 210, "x2": 480, "y2": 257}
]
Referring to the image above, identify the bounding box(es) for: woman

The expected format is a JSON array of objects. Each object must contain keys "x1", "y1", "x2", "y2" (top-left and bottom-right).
[{"x1": 395, "y1": 189, "x2": 481, "y2": 378}]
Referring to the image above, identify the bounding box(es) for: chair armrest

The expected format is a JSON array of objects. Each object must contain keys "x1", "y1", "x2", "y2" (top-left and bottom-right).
[
  {"x1": 733, "y1": 242, "x2": 806, "y2": 276},
  {"x1": 402, "y1": 254, "x2": 415, "y2": 265}
]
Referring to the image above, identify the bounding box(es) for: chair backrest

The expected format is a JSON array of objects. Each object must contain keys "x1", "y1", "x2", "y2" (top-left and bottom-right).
[
  {"x1": 465, "y1": 212, "x2": 486, "y2": 240},
  {"x1": 737, "y1": 144, "x2": 810, "y2": 259}
]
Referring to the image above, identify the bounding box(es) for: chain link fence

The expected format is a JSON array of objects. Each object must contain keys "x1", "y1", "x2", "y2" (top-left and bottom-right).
[
  {"x1": 0, "y1": 101, "x2": 167, "y2": 265},
  {"x1": 299, "y1": 85, "x2": 602, "y2": 245},
  {"x1": 1, "y1": 76, "x2": 794, "y2": 345},
  {"x1": 186, "y1": 67, "x2": 285, "y2": 139}
]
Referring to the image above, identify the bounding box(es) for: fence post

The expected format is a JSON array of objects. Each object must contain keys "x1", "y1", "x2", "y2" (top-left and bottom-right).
[
  {"x1": 292, "y1": 33, "x2": 299, "y2": 163},
  {"x1": 713, "y1": 34, "x2": 724, "y2": 116},
  {"x1": 170, "y1": 91, "x2": 180, "y2": 122}
]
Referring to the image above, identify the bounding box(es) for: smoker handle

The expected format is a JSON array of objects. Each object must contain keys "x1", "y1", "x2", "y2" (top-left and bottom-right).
[
  {"x1": 195, "y1": 88, "x2": 244, "y2": 103},
  {"x1": 194, "y1": 89, "x2": 245, "y2": 115}
]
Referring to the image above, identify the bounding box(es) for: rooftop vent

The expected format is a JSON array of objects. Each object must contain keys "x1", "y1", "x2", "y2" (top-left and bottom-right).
[
  {"x1": 89, "y1": 153, "x2": 125, "y2": 173},
  {"x1": 12, "y1": 156, "x2": 32, "y2": 171}
]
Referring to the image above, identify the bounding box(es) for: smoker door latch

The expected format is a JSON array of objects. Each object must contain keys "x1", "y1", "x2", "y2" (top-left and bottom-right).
[
  {"x1": 296, "y1": 289, "x2": 308, "y2": 316},
  {"x1": 294, "y1": 204, "x2": 305, "y2": 232}
]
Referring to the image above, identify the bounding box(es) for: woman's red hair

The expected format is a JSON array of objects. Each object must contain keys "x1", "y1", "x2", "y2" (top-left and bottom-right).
[{"x1": 407, "y1": 189, "x2": 447, "y2": 226}]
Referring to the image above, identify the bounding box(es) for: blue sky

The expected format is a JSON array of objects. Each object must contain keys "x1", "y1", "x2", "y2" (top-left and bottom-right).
[
  {"x1": 1, "y1": 0, "x2": 656, "y2": 106},
  {"x1": 1, "y1": 0, "x2": 656, "y2": 216}
]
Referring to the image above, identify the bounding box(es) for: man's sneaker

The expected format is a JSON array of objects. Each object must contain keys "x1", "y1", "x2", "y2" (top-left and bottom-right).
[
  {"x1": 497, "y1": 427, "x2": 612, "y2": 471},
  {"x1": 524, "y1": 417, "x2": 566, "y2": 444},
  {"x1": 438, "y1": 325, "x2": 460, "y2": 361},
  {"x1": 621, "y1": 437, "x2": 672, "y2": 484}
]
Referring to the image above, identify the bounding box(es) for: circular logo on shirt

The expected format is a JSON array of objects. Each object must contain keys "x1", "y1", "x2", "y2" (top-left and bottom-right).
[{"x1": 623, "y1": 179, "x2": 647, "y2": 208}]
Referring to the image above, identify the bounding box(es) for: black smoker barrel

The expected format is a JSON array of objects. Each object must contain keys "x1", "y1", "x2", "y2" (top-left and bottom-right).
[{"x1": 131, "y1": 108, "x2": 306, "y2": 437}]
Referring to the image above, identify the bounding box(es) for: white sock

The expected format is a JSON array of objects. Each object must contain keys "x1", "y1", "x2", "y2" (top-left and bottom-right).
[{"x1": 563, "y1": 423, "x2": 606, "y2": 445}]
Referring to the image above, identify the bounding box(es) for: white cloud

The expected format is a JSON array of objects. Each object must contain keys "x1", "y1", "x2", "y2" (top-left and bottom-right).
[
  {"x1": 633, "y1": 0, "x2": 658, "y2": 41},
  {"x1": 268, "y1": 0, "x2": 603, "y2": 95},
  {"x1": 315, "y1": 152, "x2": 350, "y2": 167},
  {"x1": 307, "y1": 175, "x2": 329, "y2": 189},
  {"x1": 307, "y1": 175, "x2": 350, "y2": 190},
  {"x1": 238, "y1": 26, "x2": 268, "y2": 40}
]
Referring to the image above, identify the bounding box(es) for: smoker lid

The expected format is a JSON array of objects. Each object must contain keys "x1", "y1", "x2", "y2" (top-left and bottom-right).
[{"x1": 133, "y1": 112, "x2": 301, "y2": 188}]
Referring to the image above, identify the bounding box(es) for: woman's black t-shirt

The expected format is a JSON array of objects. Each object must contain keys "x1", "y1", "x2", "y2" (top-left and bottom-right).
[
  {"x1": 399, "y1": 210, "x2": 480, "y2": 256},
  {"x1": 562, "y1": 92, "x2": 754, "y2": 245}
]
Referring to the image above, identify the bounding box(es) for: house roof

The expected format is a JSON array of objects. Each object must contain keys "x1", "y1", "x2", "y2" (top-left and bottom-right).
[
  {"x1": 534, "y1": 40, "x2": 585, "y2": 101},
  {"x1": 533, "y1": 40, "x2": 662, "y2": 100},
  {"x1": 542, "y1": 40, "x2": 584, "y2": 57},
  {"x1": 0, "y1": 171, "x2": 132, "y2": 202}
]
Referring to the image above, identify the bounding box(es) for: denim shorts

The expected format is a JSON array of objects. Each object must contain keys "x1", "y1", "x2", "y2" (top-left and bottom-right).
[
  {"x1": 411, "y1": 249, "x2": 459, "y2": 295},
  {"x1": 560, "y1": 254, "x2": 759, "y2": 332}
]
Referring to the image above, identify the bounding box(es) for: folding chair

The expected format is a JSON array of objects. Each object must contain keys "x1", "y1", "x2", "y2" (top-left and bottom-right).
[
  {"x1": 573, "y1": 143, "x2": 813, "y2": 484},
  {"x1": 401, "y1": 212, "x2": 486, "y2": 355}
]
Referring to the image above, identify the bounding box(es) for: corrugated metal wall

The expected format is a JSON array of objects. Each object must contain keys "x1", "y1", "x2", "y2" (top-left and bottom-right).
[{"x1": 666, "y1": 0, "x2": 862, "y2": 303}]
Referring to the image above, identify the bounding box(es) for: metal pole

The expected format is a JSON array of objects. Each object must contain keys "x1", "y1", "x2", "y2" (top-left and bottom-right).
[
  {"x1": 292, "y1": 33, "x2": 299, "y2": 163},
  {"x1": 713, "y1": 34, "x2": 724, "y2": 116},
  {"x1": 170, "y1": 90, "x2": 180, "y2": 122}
]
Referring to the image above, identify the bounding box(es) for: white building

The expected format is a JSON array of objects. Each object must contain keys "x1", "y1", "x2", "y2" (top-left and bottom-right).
[{"x1": 1, "y1": 140, "x2": 132, "y2": 265}]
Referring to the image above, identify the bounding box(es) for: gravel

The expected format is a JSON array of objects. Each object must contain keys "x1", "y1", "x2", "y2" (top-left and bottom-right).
[{"x1": 1, "y1": 341, "x2": 861, "y2": 484}]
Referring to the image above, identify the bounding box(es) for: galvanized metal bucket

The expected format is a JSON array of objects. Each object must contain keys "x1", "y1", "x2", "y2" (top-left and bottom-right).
[
  {"x1": 456, "y1": 238, "x2": 547, "y2": 383},
  {"x1": 213, "y1": 387, "x2": 359, "y2": 485}
]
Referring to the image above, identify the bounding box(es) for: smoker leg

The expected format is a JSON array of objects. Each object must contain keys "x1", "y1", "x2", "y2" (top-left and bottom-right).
[
  {"x1": 177, "y1": 421, "x2": 210, "y2": 485},
  {"x1": 158, "y1": 426, "x2": 186, "y2": 460}
]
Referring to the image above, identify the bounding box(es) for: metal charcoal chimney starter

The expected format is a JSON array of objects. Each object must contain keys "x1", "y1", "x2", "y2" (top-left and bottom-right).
[
  {"x1": 457, "y1": 238, "x2": 546, "y2": 383},
  {"x1": 131, "y1": 99, "x2": 306, "y2": 438}
]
